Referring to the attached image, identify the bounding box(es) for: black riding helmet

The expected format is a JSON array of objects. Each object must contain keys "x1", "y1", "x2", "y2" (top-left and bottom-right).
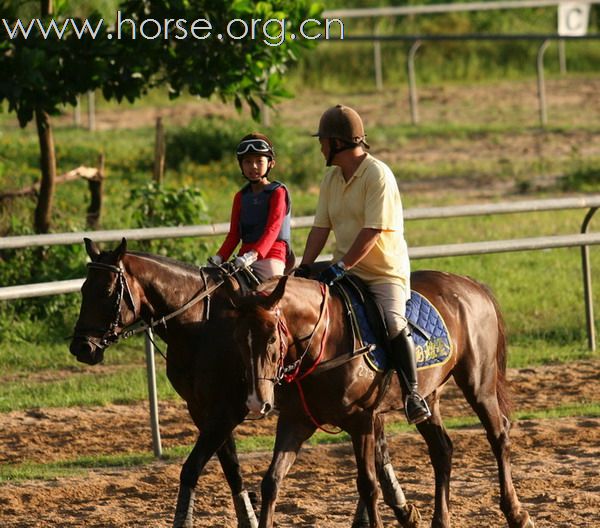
[
  {"x1": 236, "y1": 133, "x2": 275, "y2": 181},
  {"x1": 236, "y1": 133, "x2": 275, "y2": 160}
]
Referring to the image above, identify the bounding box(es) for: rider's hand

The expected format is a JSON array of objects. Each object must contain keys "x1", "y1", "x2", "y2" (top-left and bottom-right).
[
  {"x1": 234, "y1": 250, "x2": 258, "y2": 269},
  {"x1": 207, "y1": 255, "x2": 223, "y2": 267},
  {"x1": 317, "y1": 262, "x2": 346, "y2": 286},
  {"x1": 293, "y1": 264, "x2": 311, "y2": 279}
]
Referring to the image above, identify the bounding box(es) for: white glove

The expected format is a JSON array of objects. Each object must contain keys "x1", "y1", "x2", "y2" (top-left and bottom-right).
[
  {"x1": 207, "y1": 255, "x2": 223, "y2": 267},
  {"x1": 234, "y1": 251, "x2": 258, "y2": 269}
]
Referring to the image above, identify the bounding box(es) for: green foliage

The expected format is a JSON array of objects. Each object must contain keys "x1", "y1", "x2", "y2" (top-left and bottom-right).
[
  {"x1": 166, "y1": 117, "x2": 255, "y2": 167},
  {"x1": 129, "y1": 182, "x2": 209, "y2": 227},
  {"x1": 127, "y1": 182, "x2": 211, "y2": 261}
]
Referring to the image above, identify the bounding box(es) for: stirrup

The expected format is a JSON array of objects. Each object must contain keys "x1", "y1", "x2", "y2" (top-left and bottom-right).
[{"x1": 404, "y1": 392, "x2": 431, "y2": 425}]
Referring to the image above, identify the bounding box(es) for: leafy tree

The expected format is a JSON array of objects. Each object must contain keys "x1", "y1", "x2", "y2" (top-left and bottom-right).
[{"x1": 0, "y1": 0, "x2": 321, "y2": 232}]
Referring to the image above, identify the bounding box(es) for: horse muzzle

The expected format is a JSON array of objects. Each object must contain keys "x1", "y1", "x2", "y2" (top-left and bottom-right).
[
  {"x1": 69, "y1": 337, "x2": 105, "y2": 365},
  {"x1": 245, "y1": 393, "x2": 274, "y2": 418}
]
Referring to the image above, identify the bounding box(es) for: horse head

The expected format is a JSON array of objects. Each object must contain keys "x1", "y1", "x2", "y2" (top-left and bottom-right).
[
  {"x1": 70, "y1": 237, "x2": 139, "y2": 365},
  {"x1": 232, "y1": 275, "x2": 289, "y2": 417}
]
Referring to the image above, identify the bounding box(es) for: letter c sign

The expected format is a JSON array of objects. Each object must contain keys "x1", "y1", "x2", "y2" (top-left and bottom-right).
[{"x1": 558, "y1": 2, "x2": 591, "y2": 36}]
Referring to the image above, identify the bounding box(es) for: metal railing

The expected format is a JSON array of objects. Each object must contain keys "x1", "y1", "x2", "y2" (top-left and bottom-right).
[
  {"x1": 323, "y1": 0, "x2": 599, "y2": 18},
  {"x1": 327, "y1": 33, "x2": 600, "y2": 126}
]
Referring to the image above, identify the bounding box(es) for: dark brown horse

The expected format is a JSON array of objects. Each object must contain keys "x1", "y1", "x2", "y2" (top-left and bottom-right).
[
  {"x1": 231, "y1": 272, "x2": 534, "y2": 528},
  {"x1": 70, "y1": 238, "x2": 257, "y2": 528},
  {"x1": 69, "y1": 238, "x2": 419, "y2": 528}
]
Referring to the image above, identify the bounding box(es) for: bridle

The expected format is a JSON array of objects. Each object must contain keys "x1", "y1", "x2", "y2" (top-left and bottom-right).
[
  {"x1": 253, "y1": 282, "x2": 341, "y2": 434},
  {"x1": 73, "y1": 260, "x2": 234, "y2": 350},
  {"x1": 73, "y1": 261, "x2": 137, "y2": 349},
  {"x1": 268, "y1": 283, "x2": 330, "y2": 385}
]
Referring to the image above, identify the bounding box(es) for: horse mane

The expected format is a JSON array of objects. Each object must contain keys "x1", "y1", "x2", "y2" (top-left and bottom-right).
[{"x1": 127, "y1": 250, "x2": 203, "y2": 276}]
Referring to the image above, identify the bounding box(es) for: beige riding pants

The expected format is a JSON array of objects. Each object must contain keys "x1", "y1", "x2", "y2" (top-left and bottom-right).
[
  {"x1": 251, "y1": 258, "x2": 286, "y2": 281},
  {"x1": 368, "y1": 282, "x2": 410, "y2": 339}
]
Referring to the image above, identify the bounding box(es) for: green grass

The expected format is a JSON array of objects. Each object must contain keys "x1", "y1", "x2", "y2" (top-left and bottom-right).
[
  {"x1": 0, "y1": 363, "x2": 179, "y2": 413},
  {"x1": 2, "y1": 401, "x2": 597, "y2": 482}
]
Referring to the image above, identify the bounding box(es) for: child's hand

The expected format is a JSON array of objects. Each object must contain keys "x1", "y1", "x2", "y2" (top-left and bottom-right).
[{"x1": 234, "y1": 251, "x2": 258, "y2": 269}]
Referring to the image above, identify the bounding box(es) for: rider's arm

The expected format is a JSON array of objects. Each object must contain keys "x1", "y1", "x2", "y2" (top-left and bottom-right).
[
  {"x1": 300, "y1": 226, "x2": 330, "y2": 266},
  {"x1": 339, "y1": 227, "x2": 382, "y2": 269},
  {"x1": 216, "y1": 192, "x2": 242, "y2": 261}
]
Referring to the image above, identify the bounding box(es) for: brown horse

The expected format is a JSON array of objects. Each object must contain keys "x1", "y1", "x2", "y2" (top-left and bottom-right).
[
  {"x1": 69, "y1": 238, "x2": 419, "y2": 528},
  {"x1": 231, "y1": 272, "x2": 534, "y2": 528}
]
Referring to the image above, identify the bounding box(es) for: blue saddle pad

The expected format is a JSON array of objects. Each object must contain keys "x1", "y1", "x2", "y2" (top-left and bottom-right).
[{"x1": 364, "y1": 291, "x2": 452, "y2": 372}]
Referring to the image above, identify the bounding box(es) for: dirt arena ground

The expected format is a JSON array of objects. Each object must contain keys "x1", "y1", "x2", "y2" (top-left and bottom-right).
[{"x1": 0, "y1": 360, "x2": 598, "y2": 527}]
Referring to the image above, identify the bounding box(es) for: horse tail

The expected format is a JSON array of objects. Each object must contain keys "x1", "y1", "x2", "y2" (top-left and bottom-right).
[{"x1": 481, "y1": 282, "x2": 513, "y2": 418}]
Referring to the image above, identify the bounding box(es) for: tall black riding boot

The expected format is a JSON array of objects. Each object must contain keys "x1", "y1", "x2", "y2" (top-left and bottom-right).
[{"x1": 390, "y1": 327, "x2": 431, "y2": 425}]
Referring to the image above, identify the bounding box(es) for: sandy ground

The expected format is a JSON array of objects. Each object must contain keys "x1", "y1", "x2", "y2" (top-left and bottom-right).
[{"x1": 0, "y1": 360, "x2": 598, "y2": 527}]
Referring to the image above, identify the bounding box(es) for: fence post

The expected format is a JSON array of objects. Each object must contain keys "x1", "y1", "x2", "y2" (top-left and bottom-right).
[
  {"x1": 374, "y1": 39, "x2": 383, "y2": 91},
  {"x1": 153, "y1": 117, "x2": 166, "y2": 185},
  {"x1": 536, "y1": 39, "x2": 551, "y2": 127},
  {"x1": 407, "y1": 40, "x2": 422, "y2": 125},
  {"x1": 558, "y1": 39, "x2": 567, "y2": 74},
  {"x1": 581, "y1": 207, "x2": 598, "y2": 351},
  {"x1": 145, "y1": 329, "x2": 163, "y2": 458}
]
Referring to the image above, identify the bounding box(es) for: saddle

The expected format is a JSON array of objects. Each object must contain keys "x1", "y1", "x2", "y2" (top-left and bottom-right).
[{"x1": 332, "y1": 275, "x2": 452, "y2": 371}]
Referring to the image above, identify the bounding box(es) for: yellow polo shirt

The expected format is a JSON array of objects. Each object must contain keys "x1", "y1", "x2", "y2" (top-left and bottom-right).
[{"x1": 313, "y1": 154, "x2": 410, "y2": 287}]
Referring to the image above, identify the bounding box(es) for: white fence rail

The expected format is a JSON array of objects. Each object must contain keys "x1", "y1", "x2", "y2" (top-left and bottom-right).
[{"x1": 2, "y1": 195, "x2": 599, "y2": 349}]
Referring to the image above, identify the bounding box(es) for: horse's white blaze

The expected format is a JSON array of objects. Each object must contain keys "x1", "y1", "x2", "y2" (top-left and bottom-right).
[{"x1": 245, "y1": 329, "x2": 262, "y2": 414}]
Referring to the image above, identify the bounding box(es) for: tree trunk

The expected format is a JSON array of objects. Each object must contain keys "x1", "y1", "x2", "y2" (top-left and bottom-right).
[
  {"x1": 34, "y1": 108, "x2": 56, "y2": 234},
  {"x1": 41, "y1": 0, "x2": 52, "y2": 17},
  {"x1": 33, "y1": 0, "x2": 56, "y2": 234}
]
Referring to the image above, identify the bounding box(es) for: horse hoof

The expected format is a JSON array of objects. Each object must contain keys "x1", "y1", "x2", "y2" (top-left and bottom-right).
[{"x1": 400, "y1": 504, "x2": 421, "y2": 528}]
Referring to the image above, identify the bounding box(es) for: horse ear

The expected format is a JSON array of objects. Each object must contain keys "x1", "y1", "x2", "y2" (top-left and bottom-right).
[
  {"x1": 261, "y1": 275, "x2": 289, "y2": 311},
  {"x1": 224, "y1": 277, "x2": 243, "y2": 309},
  {"x1": 84, "y1": 238, "x2": 101, "y2": 261},
  {"x1": 112, "y1": 237, "x2": 127, "y2": 262}
]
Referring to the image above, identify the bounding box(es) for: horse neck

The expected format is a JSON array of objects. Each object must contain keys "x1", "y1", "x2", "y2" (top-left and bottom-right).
[
  {"x1": 123, "y1": 253, "x2": 206, "y2": 325},
  {"x1": 282, "y1": 281, "x2": 342, "y2": 363}
]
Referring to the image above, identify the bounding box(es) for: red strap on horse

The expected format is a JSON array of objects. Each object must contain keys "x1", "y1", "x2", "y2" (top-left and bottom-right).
[
  {"x1": 282, "y1": 284, "x2": 340, "y2": 434},
  {"x1": 282, "y1": 283, "x2": 329, "y2": 383}
]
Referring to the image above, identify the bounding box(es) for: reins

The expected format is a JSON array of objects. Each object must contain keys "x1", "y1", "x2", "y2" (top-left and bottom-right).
[
  {"x1": 269, "y1": 284, "x2": 342, "y2": 435},
  {"x1": 77, "y1": 260, "x2": 236, "y2": 357}
]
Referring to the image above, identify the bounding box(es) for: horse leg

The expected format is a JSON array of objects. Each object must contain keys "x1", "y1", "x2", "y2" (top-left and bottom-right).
[
  {"x1": 259, "y1": 416, "x2": 316, "y2": 528},
  {"x1": 348, "y1": 414, "x2": 383, "y2": 528},
  {"x1": 375, "y1": 413, "x2": 421, "y2": 528},
  {"x1": 353, "y1": 413, "x2": 421, "y2": 528},
  {"x1": 456, "y1": 375, "x2": 534, "y2": 528},
  {"x1": 217, "y1": 433, "x2": 259, "y2": 528},
  {"x1": 173, "y1": 426, "x2": 240, "y2": 528},
  {"x1": 415, "y1": 391, "x2": 453, "y2": 528}
]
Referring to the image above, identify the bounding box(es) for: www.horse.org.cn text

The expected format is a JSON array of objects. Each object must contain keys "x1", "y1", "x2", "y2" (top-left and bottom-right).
[{"x1": 2, "y1": 12, "x2": 344, "y2": 47}]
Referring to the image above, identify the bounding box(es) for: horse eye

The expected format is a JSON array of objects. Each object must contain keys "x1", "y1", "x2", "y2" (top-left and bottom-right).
[{"x1": 267, "y1": 335, "x2": 276, "y2": 345}]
